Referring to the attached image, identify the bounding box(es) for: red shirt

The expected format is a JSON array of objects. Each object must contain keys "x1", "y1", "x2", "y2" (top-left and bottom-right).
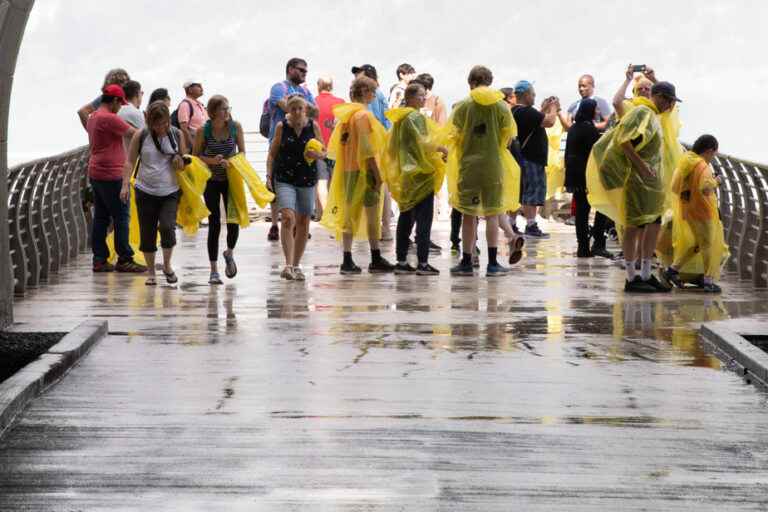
[
  {"x1": 87, "y1": 106, "x2": 131, "y2": 181},
  {"x1": 316, "y1": 91, "x2": 344, "y2": 145}
]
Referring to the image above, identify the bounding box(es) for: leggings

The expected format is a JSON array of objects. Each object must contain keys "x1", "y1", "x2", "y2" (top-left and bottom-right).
[
  {"x1": 204, "y1": 179, "x2": 239, "y2": 262},
  {"x1": 450, "y1": 208, "x2": 463, "y2": 245},
  {"x1": 573, "y1": 189, "x2": 610, "y2": 250}
]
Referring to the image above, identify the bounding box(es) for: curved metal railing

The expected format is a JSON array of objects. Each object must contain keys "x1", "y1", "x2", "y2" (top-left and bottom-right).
[{"x1": 7, "y1": 145, "x2": 90, "y2": 295}]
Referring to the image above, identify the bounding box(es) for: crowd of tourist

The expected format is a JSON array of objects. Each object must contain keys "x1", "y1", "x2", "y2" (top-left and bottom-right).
[{"x1": 78, "y1": 59, "x2": 727, "y2": 293}]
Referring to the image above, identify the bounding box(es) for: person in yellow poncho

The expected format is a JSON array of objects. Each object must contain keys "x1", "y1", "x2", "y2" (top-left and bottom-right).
[
  {"x1": 383, "y1": 82, "x2": 448, "y2": 276},
  {"x1": 119, "y1": 101, "x2": 187, "y2": 286},
  {"x1": 320, "y1": 76, "x2": 394, "y2": 274},
  {"x1": 660, "y1": 135, "x2": 728, "y2": 293},
  {"x1": 447, "y1": 66, "x2": 521, "y2": 277},
  {"x1": 587, "y1": 81, "x2": 681, "y2": 293}
]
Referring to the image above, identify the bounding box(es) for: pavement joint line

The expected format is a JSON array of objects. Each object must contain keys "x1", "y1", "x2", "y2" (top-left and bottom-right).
[
  {"x1": 0, "y1": 319, "x2": 108, "y2": 438},
  {"x1": 699, "y1": 322, "x2": 768, "y2": 390}
]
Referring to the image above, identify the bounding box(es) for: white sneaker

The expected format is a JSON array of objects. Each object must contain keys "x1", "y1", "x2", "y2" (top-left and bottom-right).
[{"x1": 293, "y1": 267, "x2": 306, "y2": 281}]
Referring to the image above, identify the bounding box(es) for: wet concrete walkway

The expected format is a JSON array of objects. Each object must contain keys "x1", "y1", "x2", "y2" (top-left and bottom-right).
[{"x1": 2, "y1": 219, "x2": 768, "y2": 510}]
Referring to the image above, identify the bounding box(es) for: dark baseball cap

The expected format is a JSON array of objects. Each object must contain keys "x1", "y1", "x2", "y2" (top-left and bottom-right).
[
  {"x1": 351, "y1": 64, "x2": 378, "y2": 81},
  {"x1": 651, "y1": 81, "x2": 682, "y2": 102}
]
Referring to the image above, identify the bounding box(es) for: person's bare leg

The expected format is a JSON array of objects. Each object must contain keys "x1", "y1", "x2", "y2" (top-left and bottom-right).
[
  {"x1": 366, "y1": 205, "x2": 380, "y2": 250},
  {"x1": 381, "y1": 187, "x2": 393, "y2": 240},
  {"x1": 623, "y1": 226, "x2": 641, "y2": 280},
  {"x1": 641, "y1": 223, "x2": 661, "y2": 280},
  {"x1": 161, "y1": 247, "x2": 173, "y2": 275},
  {"x1": 144, "y1": 252, "x2": 156, "y2": 278},
  {"x1": 342, "y1": 232, "x2": 353, "y2": 252},
  {"x1": 292, "y1": 214, "x2": 310, "y2": 266},
  {"x1": 461, "y1": 214, "x2": 476, "y2": 255},
  {"x1": 497, "y1": 213, "x2": 514, "y2": 240},
  {"x1": 485, "y1": 215, "x2": 499, "y2": 248},
  {"x1": 316, "y1": 179, "x2": 329, "y2": 218},
  {"x1": 270, "y1": 203, "x2": 279, "y2": 229},
  {"x1": 280, "y1": 209, "x2": 296, "y2": 267}
]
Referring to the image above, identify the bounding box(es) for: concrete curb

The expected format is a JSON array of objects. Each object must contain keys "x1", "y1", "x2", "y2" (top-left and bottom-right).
[
  {"x1": 700, "y1": 322, "x2": 768, "y2": 390},
  {"x1": 0, "y1": 319, "x2": 107, "y2": 437}
]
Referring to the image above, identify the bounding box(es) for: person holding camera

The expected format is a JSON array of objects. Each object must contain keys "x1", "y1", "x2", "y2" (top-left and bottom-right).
[
  {"x1": 193, "y1": 95, "x2": 246, "y2": 285},
  {"x1": 121, "y1": 101, "x2": 187, "y2": 286}
]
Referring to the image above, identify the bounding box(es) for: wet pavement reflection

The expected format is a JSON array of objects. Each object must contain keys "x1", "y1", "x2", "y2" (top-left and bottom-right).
[{"x1": 4, "y1": 220, "x2": 768, "y2": 509}]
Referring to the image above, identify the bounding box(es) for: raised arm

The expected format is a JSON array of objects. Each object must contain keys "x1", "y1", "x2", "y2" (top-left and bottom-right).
[{"x1": 613, "y1": 65, "x2": 634, "y2": 119}]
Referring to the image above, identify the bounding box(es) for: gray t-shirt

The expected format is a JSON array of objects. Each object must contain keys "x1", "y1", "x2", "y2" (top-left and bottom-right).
[
  {"x1": 118, "y1": 103, "x2": 145, "y2": 130},
  {"x1": 567, "y1": 96, "x2": 613, "y2": 122},
  {"x1": 135, "y1": 128, "x2": 181, "y2": 197}
]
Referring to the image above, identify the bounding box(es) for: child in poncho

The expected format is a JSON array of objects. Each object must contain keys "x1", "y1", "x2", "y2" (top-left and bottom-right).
[
  {"x1": 320, "y1": 76, "x2": 394, "y2": 274},
  {"x1": 661, "y1": 135, "x2": 728, "y2": 293},
  {"x1": 383, "y1": 82, "x2": 447, "y2": 276},
  {"x1": 446, "y1": 66, "x2": 521, "y2": 277}
]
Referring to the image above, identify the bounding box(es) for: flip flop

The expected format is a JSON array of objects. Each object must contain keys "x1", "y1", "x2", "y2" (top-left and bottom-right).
[
  {"x1": 163, "y1": 270, "x2": 178, "y2": 284},
  {"x1": 145, "y1": 276, "x2": 157, "y2": 286},
  {"x1": 508, "y1": 236, "x2": 525, "y2": 265}
]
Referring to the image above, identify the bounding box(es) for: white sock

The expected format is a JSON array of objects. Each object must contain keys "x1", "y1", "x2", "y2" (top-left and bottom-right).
[
  {"x1": 641, "y1": 259, "x2": 652, "y2": 280},
  {"x1": 626, "y1": 260, "x2": 637, "y2": 280}
]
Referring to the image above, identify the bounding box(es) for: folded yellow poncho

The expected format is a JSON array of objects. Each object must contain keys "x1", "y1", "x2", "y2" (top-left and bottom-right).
[{"x1": 225, "y1": 153, "x2": 275, "y2": 228}]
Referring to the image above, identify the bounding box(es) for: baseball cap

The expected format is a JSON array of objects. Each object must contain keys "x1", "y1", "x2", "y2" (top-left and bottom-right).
[
  {"x1": 513, "y1": 80, "x2": 534, "y2": 94},
  {"x1": 651, "y1": 81, "x2": 682, "y2": 102},
  {"x1": 102, "y1": 84, "x2": 127, "y2": 105},
  {"x1": 183, "y1": 80, "x2": 202, "y2": 89},
  {"x1": 351, "y1": 64, "x2": 378, "y2": 81}
]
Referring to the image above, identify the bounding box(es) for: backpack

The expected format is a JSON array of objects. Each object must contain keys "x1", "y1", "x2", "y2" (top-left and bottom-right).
[
  {"x1": 171, "y1": 99, "x2": 194, "y2": 129},
  {"x1": 259, "y1": 81, "x2": 311, "y2": 138}
]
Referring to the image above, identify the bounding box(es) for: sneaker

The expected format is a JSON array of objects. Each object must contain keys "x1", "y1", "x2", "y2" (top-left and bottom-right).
[
  {"x1": 450, "y1": 242, "x2": 460, "y2": 254},
  {"x1": 92, "y1": 261, "x2": 115, "y2": 273},
  {"x1": 292, "y1": 267, "x2": 306, "y2": 281},
  {"x1": 646, "y1": 274, "x2": 671, "y2": 293},
  {"x1": 702, "y1": 282, "x2": 722, "y2": 293},
  {"x1": 280, "y1": 266, "x2": 295, "y2": 280},
  {"x1": 267, "y1": 224, "x2": 279, "y2": 241},
  {"x1": 486, "y1": 262, "x2": 510, "y2": 277},
  {"x1": 340, "y1": 261, "x2": 362, "y2": 275},
  {"x1": 209, "y1": 272, "x2": 223, "y2": 285},
  {"x1": 564, "y1": 216, "x2": 576, "y2": 226},
  {"x1": 662, "y1": 267, "x2": 683, "y2": 288},
  {"x1": 369, "y1": 257, "x2": 395, "y2": 274},
  {"x1": 471, "y1": 254, "x2": 480, "y2": 268},
  {"x1": 428, "y1": 241, "x2": 442, "y2": 254},
  {"x1": 508, "y1": 236, "x2": 525, "y2": 265},
  {"x1": 591, "y1": 246, "x2": 614, "y2": 260},
  {"x1": 115, "y1": 260, "x2": 147, "y2": 273},
  {"x1": 450, "y1": 261, "x2": 474, "y2": 276},
  {"x1": 394, "y1": 262, "x2": 416, "y2": 274},
  {"x1": 416, "y1": 263, "x2": 440, "y2": 276},
  {"x1": 624, "y1": 276, "x2": 657, "y2": 293},
  {"x1": 223, "y1": 250, "x2": 237, "y2": 278},
  {"x1": 524, "y1": 223, "x2": 550, "y2": 238}
]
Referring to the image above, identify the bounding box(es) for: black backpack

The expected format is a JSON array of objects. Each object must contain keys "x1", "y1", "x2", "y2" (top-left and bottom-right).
[{"x1": 171, "y1": 99, "x2": 194, "y2": 129}]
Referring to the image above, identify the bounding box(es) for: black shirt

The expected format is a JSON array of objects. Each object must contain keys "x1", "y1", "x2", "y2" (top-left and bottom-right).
[
  {"x1": 512, "y1": 105, "x2": 548, "y2": 166},
  {"x1": 274, "y1": 120, "x2": 317, "y2": 187},
  {"x1": 564, "y1": 121, "x2": 601, "y2": 191}
]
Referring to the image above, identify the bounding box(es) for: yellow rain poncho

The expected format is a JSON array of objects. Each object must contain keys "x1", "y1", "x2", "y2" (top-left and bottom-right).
[
  {"x1": 446, "y1": 87, "x2": 520, "y2": 216},
  {"x1": 225, "y1": 153, "x2": 275, "y2": 228},
  {"x1": 586, "y1": 97, "x2": 664, "y2": 227},
  {"x1": 658, "y1": 151, "x2": 728, "y2": 279},
  {"x1": 320, "y1": 102, "x2": 387, "y2": 240},
  {"x1": 382, "y1": 107, "x2": 446, "y2": 212},
  {"x1": 545, "y1": 119, "x2": 565, "y2": 199},
  {"x1": 176, "y1": 156, "x2": 211, "y2": 235},
  {"x1": 304, "y1": 138, "x2": 325, "y2": 164}
]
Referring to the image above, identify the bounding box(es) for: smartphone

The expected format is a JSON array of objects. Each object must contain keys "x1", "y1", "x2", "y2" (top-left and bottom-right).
[{"x1": 631, "y1": 64, "x2": 646, "y2": 73}]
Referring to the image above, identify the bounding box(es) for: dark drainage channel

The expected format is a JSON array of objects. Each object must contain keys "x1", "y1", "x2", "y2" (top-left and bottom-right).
[
  {"x1": 700, "y1": 324, "x2": 768, "y2": 390},
  {"x1": 0, "y1": 332, "x2": 67, "y2": 384}
]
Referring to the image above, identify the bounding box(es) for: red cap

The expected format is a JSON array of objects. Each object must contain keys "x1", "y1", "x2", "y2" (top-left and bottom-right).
[{"x1": 102, "y1": 84, "x2": 128, "y2": 105}]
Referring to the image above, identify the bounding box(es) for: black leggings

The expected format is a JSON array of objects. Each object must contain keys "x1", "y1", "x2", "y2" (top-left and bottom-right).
[
  {"x1": 396, "y1": 194, "x2": 434, "y2": 264},
  {"x1": 573, "y1": 189, "x2": 609, "y2": 250},
  {"x1": 204, "y1": 180, "x2": 239, "y2": 262}
]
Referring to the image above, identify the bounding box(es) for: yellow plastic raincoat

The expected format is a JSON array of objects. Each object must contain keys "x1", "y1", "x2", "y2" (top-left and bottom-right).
[
  {"x1": 545, "y1": 119, "x2": 565, "y2": 199},
  {"x1": 225, "y1": 153, "x2": 275, "y2": 228},
  {"x1": 320, "y1": 103, "x2": 387, "y2": 240},
  {"x1": 382, "y1": 107, "x2": 446, "y2": 212},
  {"x1": 586, "y1": 98, "x2": 664, "y2": 227},
  {"x1": 304, "y1": 138, "x2": 325, "y2": 164},
  {"x1": 176, "y1": 156, "x2": 211, "y2": 235},
  {"x1": 658, "y1": 151, "x2": 728, "y2": 279},
  {"x1": 445, "y1": 87, "x2": 520, "y2": 216}
]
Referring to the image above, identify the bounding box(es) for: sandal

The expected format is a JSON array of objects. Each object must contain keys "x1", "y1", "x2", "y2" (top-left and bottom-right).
[
  {"x1": 145, "y1": 276, "x2": 157, "y2": 286},
  {"x1": 163, "y1": 270, "x2": 178, "y2": 284},
  {"x1": 223, "y1": 250, "x2": 237, "y2": 278},
  {"x1": 508, "y1": 236, "x2": 525, "y2": 265}
]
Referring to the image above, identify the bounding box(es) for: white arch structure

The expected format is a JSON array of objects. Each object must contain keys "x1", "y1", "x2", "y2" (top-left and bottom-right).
[{"x1": 0, "y1": 0, "x2": 34, "y2": 328}]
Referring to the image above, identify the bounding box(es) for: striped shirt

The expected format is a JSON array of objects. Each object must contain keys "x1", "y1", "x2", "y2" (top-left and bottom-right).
[{"x1": 202, "y1": 122, "x2": 237, "y2": 181}]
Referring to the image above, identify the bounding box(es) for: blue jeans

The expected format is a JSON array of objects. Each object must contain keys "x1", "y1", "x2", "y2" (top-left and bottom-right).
[{"x1": 91, "y1": 179, "x2": 133, "y2": 264}]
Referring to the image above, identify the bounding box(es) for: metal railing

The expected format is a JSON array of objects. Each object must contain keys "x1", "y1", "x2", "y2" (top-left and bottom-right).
[{"x1": 7, "y1": 146, "x2": 90, "y2": 295}]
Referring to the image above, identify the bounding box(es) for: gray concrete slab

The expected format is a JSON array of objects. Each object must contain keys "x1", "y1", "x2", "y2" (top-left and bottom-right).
[{"x1": 2, "y1": 219, "x2": 768, "y2": 510}]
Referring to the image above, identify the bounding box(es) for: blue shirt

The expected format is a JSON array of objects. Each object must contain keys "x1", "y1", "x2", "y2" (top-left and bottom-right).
[
  {"x1": 268, "y1": 81, "x2": 316, "y2": 140},
  {"x1": 368, "y1": 88, "x2": 390, "y2": 129}
]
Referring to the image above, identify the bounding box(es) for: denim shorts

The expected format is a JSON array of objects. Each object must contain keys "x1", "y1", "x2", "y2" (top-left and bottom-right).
[
  {"x1": 521, "y1": 158, "x2": 546, "y2": 206},
  {"x1": 276, "y1": 180, "x2": 315, "y2": 216}
]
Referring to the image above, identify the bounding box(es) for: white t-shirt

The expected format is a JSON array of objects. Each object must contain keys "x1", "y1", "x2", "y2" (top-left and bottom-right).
[{"x1": 134, "y1": 129, "x2": 180, "y2": 197}]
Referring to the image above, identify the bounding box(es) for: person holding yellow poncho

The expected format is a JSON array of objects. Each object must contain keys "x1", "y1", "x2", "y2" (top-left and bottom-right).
[
  {"x1": 587, "y1": 81, "x2": 682, "y2": 293},
  {"x1": 660, "y1": 135, "x2": 728, "y2": 293},
  {"x1": 447, "y1": 66, "x2": 520, "y2": 277},
  {"x1": 119, "y1": 101, "x2": 187, "y2": 286},
  {"x1": 320, "y1": 76, "x2": 395, "y2": 275},
  {"x1": 383, "y1": 82, "x2": 447, "y2": 276}
]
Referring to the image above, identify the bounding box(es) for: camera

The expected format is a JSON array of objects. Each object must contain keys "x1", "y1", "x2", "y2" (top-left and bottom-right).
[{"x1": 631, "y1": 64, "x2": 646, "y2": 73}]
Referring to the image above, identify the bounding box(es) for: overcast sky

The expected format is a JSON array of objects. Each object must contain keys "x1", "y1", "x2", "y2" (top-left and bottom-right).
[{"x1": 8, "y1": 0, "x2": 768, "y2": 165}]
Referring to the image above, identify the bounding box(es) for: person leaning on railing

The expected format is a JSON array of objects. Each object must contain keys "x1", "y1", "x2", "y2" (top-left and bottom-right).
[{"x1": 121, "y1": 101, "x2": 186, "y2": 286}]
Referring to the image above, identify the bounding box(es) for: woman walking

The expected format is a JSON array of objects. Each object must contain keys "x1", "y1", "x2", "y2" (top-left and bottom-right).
[
  {"x1": 193, "y1": 95, "x2": 245, "y2": 285},
  {"x1": 266, "y1": 95, "x2": 325, "y2": 281},
  {"x1": 120, "y1": 101, "x2": 186, "y2": 285}
]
